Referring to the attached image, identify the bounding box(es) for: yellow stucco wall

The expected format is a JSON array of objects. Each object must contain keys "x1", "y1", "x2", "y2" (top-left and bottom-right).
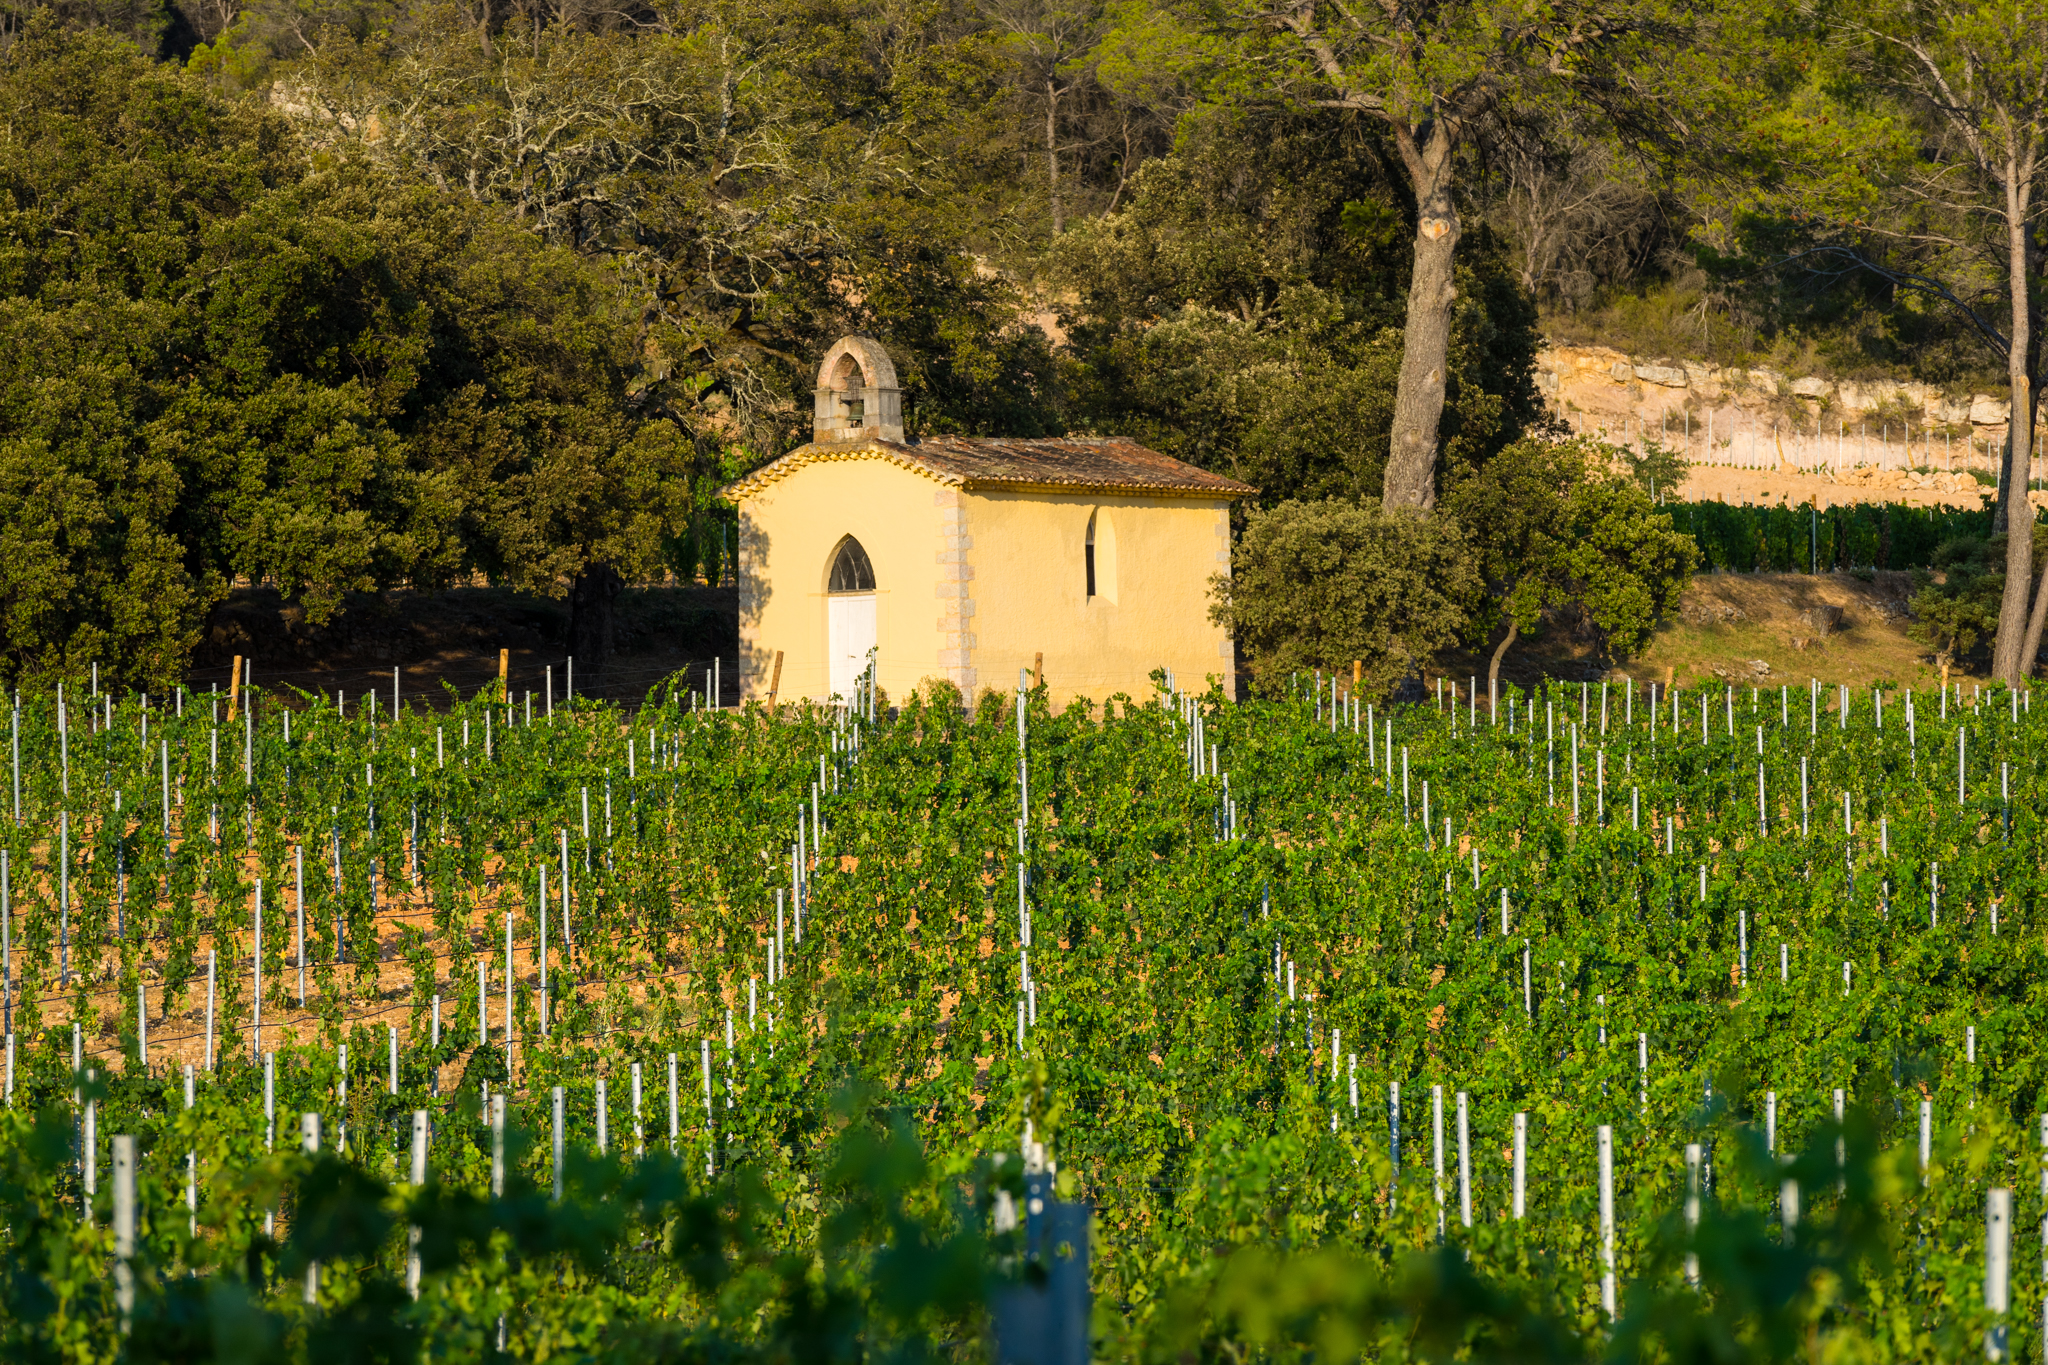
[
  {"x1": 964, "y1": 491, "x2": 1234, "y2": 706},
  {"x1": 736, "y1": 452, "x2": 1235, "y2": 708},
  {"x1": 737, "y1": 456, "x2": 950, "y2": 703}
]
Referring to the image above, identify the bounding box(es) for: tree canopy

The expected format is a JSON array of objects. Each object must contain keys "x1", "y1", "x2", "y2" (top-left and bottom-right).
[
  {"x1": 16, "y1": 0, "x2": 2048, "y2": 687},
  {"x1": 1443, "y1": 437, "x2": 1698, "y2": 687},
  {"x1": 0, "y1": 25, "x2": 700, "y2": 685}
]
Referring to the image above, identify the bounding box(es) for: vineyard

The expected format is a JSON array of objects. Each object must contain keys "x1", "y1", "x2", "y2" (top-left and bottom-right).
[
  {"x1": 1672, "y1": 498, "x2": 1993, "y2": 573},
  {"x1": 2, "y1": 667, "x2": 2046, "y2": 1362}
]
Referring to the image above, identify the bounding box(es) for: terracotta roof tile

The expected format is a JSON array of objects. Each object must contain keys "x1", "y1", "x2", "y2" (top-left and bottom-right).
[{"x1": 722, "y1": 435, "x2": 1255, "y2": 501}]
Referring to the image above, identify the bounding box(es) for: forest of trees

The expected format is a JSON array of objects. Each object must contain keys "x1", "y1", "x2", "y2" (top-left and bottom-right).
[{"x1": 0, "y1": 0, "x2": 2044, "y2": 689}]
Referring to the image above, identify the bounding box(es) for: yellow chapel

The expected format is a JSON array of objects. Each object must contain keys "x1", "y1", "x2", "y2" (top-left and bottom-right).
[{"x1": 723, "y1": 336, "x2": 1254, "y2": 709}]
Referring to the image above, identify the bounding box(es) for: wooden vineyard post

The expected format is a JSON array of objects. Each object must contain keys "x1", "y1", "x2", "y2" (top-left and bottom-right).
[
  {"x1": 1353, "y1": 659, "x2": 1362, "y2": 694},
  {"x1": 499, "y1": 649, "x2": 509, "y2": 699},
  {"x1": 227, "y1": 656, "x2": 241, "y2": 723},
  {"x1": 767, "y1": 651, "x2": 784, "y2": 709},
  {"x1": 1034, "y1": 652, "x2": 1043, "y2": 689}
]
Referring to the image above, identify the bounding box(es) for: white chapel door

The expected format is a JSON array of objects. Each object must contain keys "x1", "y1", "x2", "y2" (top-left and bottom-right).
[
  {"x1": 828, "y1": 593, "x2": 875, "y2": 697},
  {"x1": 826, "y1": 536, "x2": 877, "y2": 698}
]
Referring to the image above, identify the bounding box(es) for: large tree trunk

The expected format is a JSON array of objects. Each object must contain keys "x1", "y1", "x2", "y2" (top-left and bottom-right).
[
  {"x1": 1487, "y1": 618, "x2": 1519, "y2": 689},
  {"x1": 2017, "y1": 380, "x2": 2048, "y2": 673},
  {"x1": 1992, "y1": 166, "x2": 2037, "y2": 684},
  {"x1": 567, "y1": 561, "x2": 624, "y2": 691},
  {"x1": 1993, "y1": 427, "x2": 2014, "y2": 536},
  {"x1": 1046, "y1": 78, "x2": 1063, "y2": 236},
  {"x1": 1384, "y1": 121, "x2": 1460, "y2": 510},
  {"x1": 2019, "y1": 527, "x2": 2048, "y2": 673}
]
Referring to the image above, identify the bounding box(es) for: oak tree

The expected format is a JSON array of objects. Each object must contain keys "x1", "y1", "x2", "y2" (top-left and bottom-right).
[
  {"x1": 1253, "y1": 0, "x2": 1715, "y2": 507},
  {"x1": 1443, "y1": 436, "x2": 1697, "y2": 685}
]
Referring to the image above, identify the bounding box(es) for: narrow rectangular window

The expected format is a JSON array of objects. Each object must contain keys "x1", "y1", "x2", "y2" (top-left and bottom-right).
[{"x1": 1085, "y1": 509, "x2": 1098, "y2": 598}]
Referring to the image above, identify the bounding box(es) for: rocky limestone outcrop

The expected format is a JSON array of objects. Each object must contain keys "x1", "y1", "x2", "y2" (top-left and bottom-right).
[{"x1": 1536, "y1": 343, "x2": 2012, "y2": 433}]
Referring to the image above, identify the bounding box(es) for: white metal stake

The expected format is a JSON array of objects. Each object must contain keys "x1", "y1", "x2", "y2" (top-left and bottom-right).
[
  {"x1": 1684, "y1": 1143, "x2": 1702, "y2": 1285},
  {"x1": 1512, "y1": 1113, "x2": 1526, "y2": 1219},
  {"x1": 1835, "y1": 1088, "x2": 1847, "y2": 1191},
  {"x1": 406, "y1": 1111, "x2": 428, "y2": 1300},
  {"x1": 1990, "y1": 1187, "x2": 2013, "y2": 1361},
  {"x1": 1921, "y1": 1100, "x2": 1934, "y2": 1184},
  {"x1": 82, "y1": 1072, "x2": 96, "y2": 1222},
  {"x1": 114, "y1": 1134, "x2": 135, "y2": 1326},
  {"x1": 632, "y1": 1061, "x2": 644, "y2": 1157},
  {"x1": 295, "y1": 845, "x2": 305, "y2": 1006},
  {"x1": 551, "y1": 1086, "x2": 565, "y2": 1201},
  {"x1": 1456, "y1": 1091, "x2": 1472, "y2": 1228},
  {"x1": 58, "y1": 810, "x2": 68, "y2": 985},
  {"x1": 204, "y1": 950, "x2": 216, "y2": 1071},
  {"x1": 1599, "y1": 1125, "x2": 1616, "y2": 1318},
  {"x1": 490, "y1": 1096, "x2": 505, "y2": 1197},
  {"x1": 1432, "y1": 1085, "x2": 1445, "y2": 1236},
  {"x1": 181, "y1": 1065, "x2": 196, "y2": 1238},
  {"x1": 302, "y1": 1113, "x2": 322, "y2": 1304},
  {"x1": 252, "y1": 881, "x2": 262, "y2": 1060},
  {"x1": 1389, "y1": 1083, "x2": 1401, "y2": 1182},
  {"x1": 538, "y1": 865, "x2": 549, "y2": 1036}
]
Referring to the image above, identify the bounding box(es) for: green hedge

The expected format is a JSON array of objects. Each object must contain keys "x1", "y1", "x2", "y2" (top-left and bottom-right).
[{"x1": 1669, "y1": 500, "x2": 1993, "y2": 573}]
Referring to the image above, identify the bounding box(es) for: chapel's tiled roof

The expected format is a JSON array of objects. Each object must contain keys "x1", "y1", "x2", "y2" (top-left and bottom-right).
[{"x1": 720, "y1": 435, "x2": 1256, "y2": 501}]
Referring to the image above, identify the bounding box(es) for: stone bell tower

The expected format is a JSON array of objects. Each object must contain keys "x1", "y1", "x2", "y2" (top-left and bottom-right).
[{"x1": 812, "y1": 336, "x2": 904, "y2": 444}]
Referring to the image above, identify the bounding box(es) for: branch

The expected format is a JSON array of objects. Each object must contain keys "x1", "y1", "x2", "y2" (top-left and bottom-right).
[
  {"x1": 1773, "y1": 244, "x2": 2012, "y2": 359},
  {"x1": 1278, "y1": 0, "x2": 1386, "y2": 115}
]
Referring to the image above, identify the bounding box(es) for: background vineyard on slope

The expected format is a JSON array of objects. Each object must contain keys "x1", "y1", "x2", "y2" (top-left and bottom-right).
[{"x1": 0, "y1": 670, "x2": 2041, "y2": 1361}]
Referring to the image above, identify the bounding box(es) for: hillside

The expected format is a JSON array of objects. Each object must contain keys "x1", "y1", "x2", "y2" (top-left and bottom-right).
[{"x1": 1431, "y1": 570, "x2": 1960, "y2": 694}]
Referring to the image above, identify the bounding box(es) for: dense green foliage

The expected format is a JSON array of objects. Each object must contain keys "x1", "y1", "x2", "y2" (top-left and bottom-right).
[
  {"x1": 1677, "y1": 500, "x2": 1995, "y2": 574},
  {"x1": 0, "y1": 668, "x2": 2039, "y2": 1357},
  {"x1": 0, "y1": 30, "x2": 694, "y2": 689},
  {"x1": 1212, "y1": 499, "x2": 1477, "y2": 697},
  {"x1": 1446, "y1": 439, "x2": 1698, "y2": 682},
  {"x1": 1215, "y1": 443, "x2": 1696, "y2": 695}
]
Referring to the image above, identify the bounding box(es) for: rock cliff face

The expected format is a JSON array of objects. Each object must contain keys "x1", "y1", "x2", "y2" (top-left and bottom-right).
[
  {"x1": 1534, "y1": 344, "x2": 2028, "y2": 508},
  {"x1": 1536, "y1": 343, "x2": 2013, "y2": 442}
]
